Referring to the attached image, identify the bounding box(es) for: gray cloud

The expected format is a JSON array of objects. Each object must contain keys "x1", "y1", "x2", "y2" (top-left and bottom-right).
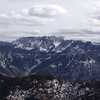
[
  {"x1": 86, "y1": 0, "x2": 100, "y2": 32},
  {"x1": 0, "y1": 4, "x2": 67, "y2": 28},
  {"x1": 27, "y1": 5, "x2": 67, "y2": 17}
]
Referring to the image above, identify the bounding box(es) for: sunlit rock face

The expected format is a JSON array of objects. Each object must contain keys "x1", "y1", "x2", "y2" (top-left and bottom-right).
[{"x1": 0, "y1": 36, "x2": 100, "y2": 80}]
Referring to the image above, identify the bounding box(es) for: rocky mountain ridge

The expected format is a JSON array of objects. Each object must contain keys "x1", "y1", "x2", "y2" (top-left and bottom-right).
[{"x1": 0, "y1": 36, "x2": 100, "y2": 80}]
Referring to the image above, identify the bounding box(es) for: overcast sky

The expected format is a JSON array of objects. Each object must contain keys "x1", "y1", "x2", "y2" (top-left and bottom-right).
[{"x1": 0, "y1": 0, "x2": 100, "y2": 42}]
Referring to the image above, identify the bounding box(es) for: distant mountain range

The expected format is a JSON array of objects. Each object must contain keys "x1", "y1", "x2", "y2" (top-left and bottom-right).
[{"x1": 0, "y1": 36, "x2": 100, "y2": 80}]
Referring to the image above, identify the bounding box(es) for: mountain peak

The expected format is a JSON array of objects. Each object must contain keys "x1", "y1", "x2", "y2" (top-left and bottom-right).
[
  {"x1": 0, "y1": 36, "x2": 100, "y2": 80},
  {"x1": 12, "y1": 36, "x2": 64, "y2": 51}
]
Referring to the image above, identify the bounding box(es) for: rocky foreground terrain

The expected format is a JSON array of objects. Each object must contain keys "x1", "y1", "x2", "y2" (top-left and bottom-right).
[{"x1": 0, "y1": 75, "x2": 100, "y2": 100}]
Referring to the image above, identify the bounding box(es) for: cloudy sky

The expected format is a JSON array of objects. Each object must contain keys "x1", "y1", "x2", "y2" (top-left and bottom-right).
[{"x1": 0, "y1": 0, "x2": 100, "y2": 42}]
